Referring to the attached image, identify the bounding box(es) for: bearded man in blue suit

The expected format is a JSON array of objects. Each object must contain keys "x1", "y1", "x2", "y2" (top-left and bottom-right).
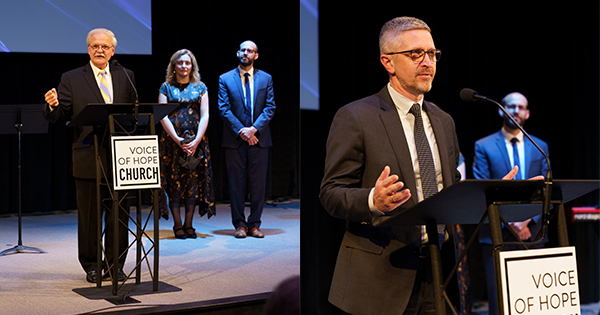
[
  {"x1": 473, "y1": 91, "x2": 550, "y2": 315},
  {"x1": 218, "y1": 40, "x2": 276, "y2": 238}
]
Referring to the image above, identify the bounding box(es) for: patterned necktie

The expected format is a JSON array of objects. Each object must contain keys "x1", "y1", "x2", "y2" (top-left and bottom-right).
[
  {"x1": 244, "y1": 72, "x2": 252, "y2": 126},
  {"x1": 511, "y1": 137, "x2": 522, "y2": 180},
  {"x1": 99, "y1": 70, "x2": 112, "y2": 104},
  {"x1": 410, "y1": 103, "x2": 444, "y2": 247}
]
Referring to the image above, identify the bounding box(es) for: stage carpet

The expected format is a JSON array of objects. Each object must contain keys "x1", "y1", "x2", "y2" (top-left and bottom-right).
[{"x1": 0, "y1": 200, "x2": 300, "y2": 315}]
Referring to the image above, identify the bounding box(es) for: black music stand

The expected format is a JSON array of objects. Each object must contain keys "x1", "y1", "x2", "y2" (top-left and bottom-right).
[
  {"x1": 0, "y1": 104, "x2": 49, "y2": 256},
  {"x1": 68, "y1": 103, "x2": 177, "y2": 297},
  {"x1": 373, "y1": 179, "x2": 600, "y2": 314}
]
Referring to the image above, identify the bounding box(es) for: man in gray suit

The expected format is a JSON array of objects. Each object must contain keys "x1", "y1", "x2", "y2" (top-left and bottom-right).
[{"x1": 320, "y1": 16, "x2": 467, "y2": 314}]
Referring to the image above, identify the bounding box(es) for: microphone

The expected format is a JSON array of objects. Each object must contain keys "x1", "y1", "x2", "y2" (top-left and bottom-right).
[
  {"x1": 461, "y1": 88, "x2": 552, "y2": 246},
  {"x1": 111, "y1": 59, "x2": 139, "y2": 133},
  {"x1": 459, "y1": 88, "x2": 488, "y2": 102}
]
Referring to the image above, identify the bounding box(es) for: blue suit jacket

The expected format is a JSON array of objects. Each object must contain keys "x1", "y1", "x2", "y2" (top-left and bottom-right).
[
  {"x1": 473, "y1": 129, "x2": 550, "y2": 245},
  {"x1": 217, "y1": 67, "x2": 276, "y2": 148}
]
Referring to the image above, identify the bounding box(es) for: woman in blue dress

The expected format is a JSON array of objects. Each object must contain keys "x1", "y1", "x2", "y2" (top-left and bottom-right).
[{"x1": 158, "y1": 49, "x2": 215, "y2": 239}]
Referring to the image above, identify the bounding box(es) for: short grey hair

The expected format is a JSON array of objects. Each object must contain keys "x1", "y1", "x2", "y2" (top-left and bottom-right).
[
  {"x1": 379, "y1": 17, "x2": 431, "y2": 55},
  {"x1": 86, "y1": 28, "x2": 118, "y2": 47}
]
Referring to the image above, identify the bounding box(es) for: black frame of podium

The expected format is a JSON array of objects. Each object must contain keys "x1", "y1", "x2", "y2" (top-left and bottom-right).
[
  {"x1": 373, "y1": 179, "x2": 600, "y2": 314},
  {"x1": 68, "y1": 103, "x2": 177, "y2": 296},
  {"x1": 0, "y1": 104, "x2": 49, "y2": 256}
]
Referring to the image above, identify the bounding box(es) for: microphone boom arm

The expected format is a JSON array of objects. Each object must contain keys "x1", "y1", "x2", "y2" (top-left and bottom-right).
[
  {"x1": 112, "y1": 60, "x2": 139, "y2": 134},
  {"x1": 462, "y1": 89, "x2": 553, "y2": 247}
]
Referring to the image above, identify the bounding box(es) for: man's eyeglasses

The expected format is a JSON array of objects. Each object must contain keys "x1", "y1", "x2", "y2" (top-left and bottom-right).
[
  {"x1": 89, "y1": 44, "x2": 113, "y2": 51},
  {"x1": 385, "y1": 49, "x2": 441, "y2": 63},
  {"x1": 505, "y1": 104, "x2": 528, "y2": 111}
]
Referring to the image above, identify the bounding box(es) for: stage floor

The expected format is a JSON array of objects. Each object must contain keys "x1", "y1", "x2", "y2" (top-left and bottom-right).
[{"x1": 0, "y1": 200, "x2": 300, "y2": 314}]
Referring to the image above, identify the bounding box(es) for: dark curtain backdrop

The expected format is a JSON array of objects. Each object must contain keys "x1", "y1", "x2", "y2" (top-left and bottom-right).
[
  {"x1": 302, "y1": 1, "x2": 599, "y2": 313},
  {"x1": 0, "y1": 1, "x2": 299, "y2": 216}
]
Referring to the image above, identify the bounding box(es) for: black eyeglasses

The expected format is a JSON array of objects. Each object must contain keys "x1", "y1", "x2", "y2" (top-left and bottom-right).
[
  {"x1": 89, "y1": 44, "x2": 113, "y2": 51},
  {"x1": 385, "y1": 49, "x2": 441, "y2": 63}
]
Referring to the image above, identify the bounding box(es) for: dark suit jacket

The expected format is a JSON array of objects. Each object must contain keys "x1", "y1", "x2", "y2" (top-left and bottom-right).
[
  {"x1": 42, "y1": 62, "x2": 137, "y2": 179},
  {"x1": 319, "y1": 86, "x2": 461, "y2": 315},
  {"x1": 473, "y1": 129, "x2": 550, "y2": 246},
  {"x1": 217, "y1": 67, "x2": 276, "y2": 148}
]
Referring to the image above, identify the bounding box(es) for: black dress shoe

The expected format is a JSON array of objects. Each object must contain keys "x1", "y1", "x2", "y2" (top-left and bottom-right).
[
  {"x1": 185, "y1": 227, "x2": 197, "y2": 239},
  {"x1": 173, "y1": 226, "x2": 186, "y2": 239},
  {"x1": 86, "y1": 270, "x2": 99, "y2": 283},
  {"x1": 103, "y1": 269, "x2": 127, "y2": 282}
]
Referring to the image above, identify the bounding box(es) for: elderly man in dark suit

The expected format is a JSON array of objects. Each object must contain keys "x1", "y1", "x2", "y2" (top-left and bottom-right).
[
  {"x1": 43, "y1": 28, "x2": 137, "y2": 283},
  {"x1": 473, "y1": 91, "x2": 550, "y2": 315},
  {"x1": 218, "y1": 40, "x2": 276, "y2": 239}
]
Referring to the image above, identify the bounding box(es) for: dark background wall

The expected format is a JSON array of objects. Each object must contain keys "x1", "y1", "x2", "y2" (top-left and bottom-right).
[
  {"x1": 0, "y1": 1, "x2": 299, "y2": 215},
  {"x1": 1, "y1": 1, "x2": 598, "y2": 313},
  {"x1": 301, "y1": 1, "x2": 599, "y2": 313}
]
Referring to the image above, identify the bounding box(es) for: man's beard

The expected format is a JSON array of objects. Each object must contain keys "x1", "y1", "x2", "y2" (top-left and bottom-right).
[
  {"x1": 504, "y1": 115, "x2": 524, "y2": 129},
  {"x1": 239, "y1": 57, "x2": 253, "y2": 67}
]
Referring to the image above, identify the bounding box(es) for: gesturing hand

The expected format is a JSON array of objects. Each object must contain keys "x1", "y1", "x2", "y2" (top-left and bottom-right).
[
  {"x1": 503, "y1": 166, "x2": 545, "y2": 180},
  {"x1": 373, "y1": 166, "x2": 411, "y2": 212},
  {"x1": 45, "y1": 88, "x2": 59, "y2": 107}
]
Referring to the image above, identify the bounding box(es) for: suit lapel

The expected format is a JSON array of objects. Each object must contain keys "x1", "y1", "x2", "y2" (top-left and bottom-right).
[
  {"x1": 110, "y1": 64, "x2": 121, "y2": 103},
  {"x1": 375, "y1": 88, "x2": 418, "y2": 205},
  {"x1": 524, "y1": 138, "x2": 536, "y2": 178},
  {"x1": 251, "y1": 69, "x2": 260, "y2": 119},
  {"x1": 83, "y1": 64, "x2": 104, "y2": 104},
  {"x1": 494, "y1": 131, "x2": 511, "y2": 173},
  {"x1": 232, "y1": 68, "x2": 245, "y2": 104},
  {"x1": 424, "y1": 101, "x2": 452, "y2": 189}
]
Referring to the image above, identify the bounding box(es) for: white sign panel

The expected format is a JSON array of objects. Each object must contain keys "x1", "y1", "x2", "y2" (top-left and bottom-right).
[
  {"x1": 499, "y1": 247, "x2": 580, "y2": 315},
  {"x1": 111, "y1": 135, "x2": 160, "y2": 190}
]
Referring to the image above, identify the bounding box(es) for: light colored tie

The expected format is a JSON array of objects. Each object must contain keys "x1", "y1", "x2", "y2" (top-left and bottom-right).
[{"x1": 99, "y1": 70, "x2": 112, "y2": 103}]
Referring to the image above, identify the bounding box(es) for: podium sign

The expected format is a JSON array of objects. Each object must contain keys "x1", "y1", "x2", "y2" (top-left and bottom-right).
[
  {"x1": 111, "y1": 135, "x2": 160, "y2": 190},
  {"x1": 499, "y1": 247, "x2": 580, "y2": 315}
]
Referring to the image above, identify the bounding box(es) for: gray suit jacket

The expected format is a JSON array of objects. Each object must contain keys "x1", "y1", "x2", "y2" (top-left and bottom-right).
[{"x1": 319, "y1": 86, "x2": 461, "y2": 314}]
